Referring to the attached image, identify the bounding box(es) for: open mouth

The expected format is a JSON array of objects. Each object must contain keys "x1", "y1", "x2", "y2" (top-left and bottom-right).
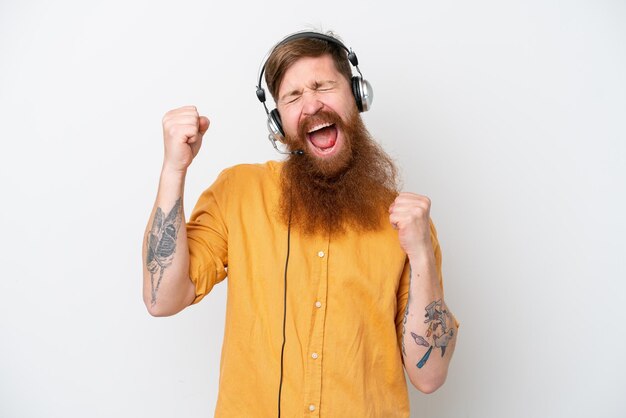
[{"x1": 306, "y1": 122, "x2": 338, "y2": 154}]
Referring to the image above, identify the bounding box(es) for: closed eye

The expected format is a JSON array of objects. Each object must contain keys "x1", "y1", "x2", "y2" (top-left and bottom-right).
[
  {"x1": 280, "y1": 90, "x2": 302, "y2": 105},
  {"x1": 314, "y1": 80, "x2": 336, "y2": 92}
]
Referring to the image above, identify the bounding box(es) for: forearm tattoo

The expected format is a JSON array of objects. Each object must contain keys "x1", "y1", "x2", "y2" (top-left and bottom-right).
[
  {"x1": 410, "y1": 299, "x2": 454, "y2": 368},
  {"x1": 146, "y1": 198, "x2": 182, "y2": 305}
]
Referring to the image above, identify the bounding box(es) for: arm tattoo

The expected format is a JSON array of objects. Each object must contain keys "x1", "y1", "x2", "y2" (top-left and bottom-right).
[
  {"x1": 146, "y1": 198, "x2": 182, "y2": 306},
  {"x1": 410, "y1": 299, "x2": 455, "y2": 369}
]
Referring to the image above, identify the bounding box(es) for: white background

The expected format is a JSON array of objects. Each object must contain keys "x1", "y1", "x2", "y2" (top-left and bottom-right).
[{"x1": 1, "y1": 0, "x2": 625, "y2": 417}]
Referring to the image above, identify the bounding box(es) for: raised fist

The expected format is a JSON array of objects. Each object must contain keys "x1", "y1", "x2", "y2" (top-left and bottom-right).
[
  {"x1": 161, "y1": 105, "x2": 210, "y2": 172},
  {"x1": 389, "y1": 192, "x2": 433, "y2": 260}
]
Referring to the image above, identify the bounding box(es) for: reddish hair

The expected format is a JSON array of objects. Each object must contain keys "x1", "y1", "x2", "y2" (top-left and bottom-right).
[{"x1": 264, "y1": 33, "x2": 353, "y2": 101}]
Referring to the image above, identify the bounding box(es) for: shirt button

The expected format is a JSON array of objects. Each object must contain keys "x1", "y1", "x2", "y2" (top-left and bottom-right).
[
  {"x1": 311, "y1": 352, "x2": 319, "y2": 359},
  {"x1": 315, "y1": 301, "x2": 322, "y2": 308},
  {"x1": 309, "y1": 404, "x2": 316, "y2": 411},
  {"x1": 317, "y1": 251, "x2": 325, "y2": 258}
]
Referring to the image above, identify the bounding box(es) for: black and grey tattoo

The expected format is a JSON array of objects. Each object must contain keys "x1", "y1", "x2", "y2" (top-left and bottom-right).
[{"x1": 146, "y1": 198, "x2": 182, "y2": 305}]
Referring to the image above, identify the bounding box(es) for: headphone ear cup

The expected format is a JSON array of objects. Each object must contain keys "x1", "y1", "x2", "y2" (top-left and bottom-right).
[
  {"x1": 351, "y1": 76, "x2": 373, "y2": 112},
  {"x1": 268, "y1": 108, "x2": 285, "y2": 143},
  {"x1": 352, "y1": 76, "x2": 364, "y2": 112}
]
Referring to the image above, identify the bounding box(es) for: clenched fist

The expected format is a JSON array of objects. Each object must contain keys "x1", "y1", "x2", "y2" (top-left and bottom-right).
[
  {"x1": 389, "y1": 192, "x2": 433, "y2": 260},
  {"x1": 161, "y1": 105, "x2": 210, "y2": 172}
]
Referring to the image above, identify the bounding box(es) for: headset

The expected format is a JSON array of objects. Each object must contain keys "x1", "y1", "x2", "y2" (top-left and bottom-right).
[{"x1": 255, "y1": 31, "x2": 373, "y2": 154}]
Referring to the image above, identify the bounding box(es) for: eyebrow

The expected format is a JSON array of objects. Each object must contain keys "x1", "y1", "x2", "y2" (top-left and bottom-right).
[{"x1": 279, "y1": 80, "x2": 337, "y2": 102}]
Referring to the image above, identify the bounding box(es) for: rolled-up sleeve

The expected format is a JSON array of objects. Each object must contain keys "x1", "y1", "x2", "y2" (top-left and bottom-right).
[{"x1": 186, "y1": 170, "x2": 230, "y2": 304}]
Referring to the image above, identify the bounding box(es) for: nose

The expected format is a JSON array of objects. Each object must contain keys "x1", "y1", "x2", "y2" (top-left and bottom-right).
[{"x1": 301, "y1": 92, "x2": 324, "y2": 116}]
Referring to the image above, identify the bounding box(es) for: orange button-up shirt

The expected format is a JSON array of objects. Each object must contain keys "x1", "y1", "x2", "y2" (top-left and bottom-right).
[{"x1": 186, "y1": 161, "x2": 443, "y2": 417}]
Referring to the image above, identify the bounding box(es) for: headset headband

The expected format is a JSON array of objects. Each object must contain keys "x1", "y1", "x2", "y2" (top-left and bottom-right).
[
  {"x1": 256, "y1": 31, "x2": 372, "y2": 153},
  {"x1": 255, "y1": 31, "x2": 362, "y2": 107}
]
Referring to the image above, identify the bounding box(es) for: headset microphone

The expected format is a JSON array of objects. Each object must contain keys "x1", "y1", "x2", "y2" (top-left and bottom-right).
[{"x1": 268, "y1": 134, "x2": 304, "y2": 156}]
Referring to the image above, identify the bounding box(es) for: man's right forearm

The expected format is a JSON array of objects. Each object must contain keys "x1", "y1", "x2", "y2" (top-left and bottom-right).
[
  {"x1": 142, "y1": 167, "x2": 195, "y2": 316},
  {"x1": 143, "y1": 105, "x2": 209, "y2": 316}
]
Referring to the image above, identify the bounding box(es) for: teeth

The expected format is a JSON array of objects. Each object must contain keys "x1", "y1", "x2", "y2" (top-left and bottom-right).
[{"x1": 307, "y1": 122, "x2": 332, "y2": 134}]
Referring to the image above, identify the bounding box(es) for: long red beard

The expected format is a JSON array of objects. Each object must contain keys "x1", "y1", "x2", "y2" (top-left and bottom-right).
[{"x1": 279, "y1": 109, "x2": 399, "y2": 236}]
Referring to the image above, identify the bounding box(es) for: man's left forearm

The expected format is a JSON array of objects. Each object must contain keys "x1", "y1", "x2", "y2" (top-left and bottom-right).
[{"x1": 401, "y1": 248, "x2": 458, "y2": 394}]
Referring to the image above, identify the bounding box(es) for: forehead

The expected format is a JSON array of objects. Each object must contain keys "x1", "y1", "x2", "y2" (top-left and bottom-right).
[{"x1": 277, "y1": 54, "x2": 344, "y2": 95}]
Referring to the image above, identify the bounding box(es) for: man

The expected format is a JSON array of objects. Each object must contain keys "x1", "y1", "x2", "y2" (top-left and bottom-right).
[{"x1": 143, "y1": 31, "x2": 458, "y2": 417}]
